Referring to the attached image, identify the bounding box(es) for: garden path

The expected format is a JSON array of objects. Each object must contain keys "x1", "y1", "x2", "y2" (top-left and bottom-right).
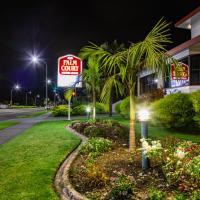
[{"x1": 0, "y1": 112, "x2": 51, "y2": 145}]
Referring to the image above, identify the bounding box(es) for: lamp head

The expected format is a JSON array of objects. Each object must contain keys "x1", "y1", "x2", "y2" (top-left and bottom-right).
[
  {"x1": 31, "y1": 55, "x2": 39, "y2": 64},
  {"x1": 14, "y1": 84, "x2": 20, "y2": 90},
  {"x1": 138, "y1": 108, "x2": 150, "y2": 122},
  {"x1": 86, "y1": 106, "x2": 91, "y2": 113},
  {"x1": 47, "y1": 79, "x2": 51, "y2": 84}
]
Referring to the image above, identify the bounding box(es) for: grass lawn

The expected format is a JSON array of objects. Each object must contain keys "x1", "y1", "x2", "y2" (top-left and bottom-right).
[
  {"x1": 0, "y1": 121, "x2": 81, "y2": 200},
  {"x1": 0, "y1": 121, "x2": 20, "y2": 130},
  {"x1": 17, "y1": 111, "x2": 48, "y2": 118},
  {"x1": 112, "y1": 115, "x2": 200, "y2": 143}
]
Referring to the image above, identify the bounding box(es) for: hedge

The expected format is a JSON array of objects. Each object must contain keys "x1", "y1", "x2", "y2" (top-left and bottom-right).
[{"x1": 151, "y1": 93, "x2": 195, "y2": 128}]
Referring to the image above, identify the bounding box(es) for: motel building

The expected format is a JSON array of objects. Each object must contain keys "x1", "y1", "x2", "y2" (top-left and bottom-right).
[{"x1": 138, "y1": 6, "x2": 200, "y2": 96}]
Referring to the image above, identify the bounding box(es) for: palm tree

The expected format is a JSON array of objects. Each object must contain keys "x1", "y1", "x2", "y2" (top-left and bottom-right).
[
  {"x1": 100, "y1": 40, "x2": 126, "y2": 117},
  {"x1": 64, "y1": 89, "x2": 74, "y2": 102},
  {"x1": 80, "y1": 19, "x2": 175, "y2": 151},
  {"x1": 81, "y1": 56, "x2": 101, "y2": 119}
]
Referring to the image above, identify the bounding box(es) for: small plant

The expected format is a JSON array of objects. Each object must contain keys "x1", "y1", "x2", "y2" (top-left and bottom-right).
[
  {"x1": 86, "y1": 164, "x2": 109, "y2": 187},
  {"x1": 140, "y1": 138, "x2": 163, "y2": 159},
  {"x1": 173, "y1": 193, "x2": 187, "y2": 200},
  {"x1": 80, "y1": 137, "x2": 113, "y2": 158},
  {"x1": 186, "y1": 155, "x2": 200, "y2": 179},
  {"x1": 191, "y1": 191, "x2": 200, "y2": 200},
  {"x1": 83, "y1": 125, "x2": 105, "y2": 137},
  {"x1": 148, "y1": 187, "x2": 166, "y2": 200},
  {"x1": 108, "y1": 175, "x2": 134, "y2": 200}
]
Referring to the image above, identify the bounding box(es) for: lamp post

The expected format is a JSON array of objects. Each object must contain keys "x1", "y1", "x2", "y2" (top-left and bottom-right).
[
  {"x1": 138, "y1": 108, "x2": 150, "y2": 171},
  {"x1": 53, "y1": 91, "x2": 57, "y2": 107},
  {"x1": 25, "y1": 91, "x2": 32, "y2": 106},
  {"x1": 34, "y1": 94, "x2": 40, "y2": 106},
  {"x1": 10, "y1": 84, "x2": 20, "y2": 106},
  {"x1": 86, "y1": 106, "x2": 91, "y2": 119},
  {"x1": 31, "y1": 55, "x2": 48, "y2": 110}
]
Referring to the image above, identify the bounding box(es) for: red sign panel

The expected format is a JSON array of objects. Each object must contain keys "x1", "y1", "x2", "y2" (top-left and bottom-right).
[
  {"x1": 171, "y1": 62, "x2": 189, "y2": 80},
  {"x1": 59, "y1": 55, "x2": 81, "y2": 75}
]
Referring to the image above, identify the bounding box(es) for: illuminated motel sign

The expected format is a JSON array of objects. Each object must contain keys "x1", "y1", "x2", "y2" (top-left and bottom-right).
[
  {"x1": 171, "y1": 62, "x2": 189, "y2": 80},
  {"x1": 57, "y1": 54, "x2": 82, "y2": 87},
  {"x1": 171, "y1": 62, "x2": 189, "y2": 88}
]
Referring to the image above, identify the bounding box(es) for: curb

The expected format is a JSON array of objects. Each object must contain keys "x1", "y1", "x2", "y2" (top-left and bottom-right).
[{"x1": 55, "y1": 125, "x2": 89, "y2": 200}]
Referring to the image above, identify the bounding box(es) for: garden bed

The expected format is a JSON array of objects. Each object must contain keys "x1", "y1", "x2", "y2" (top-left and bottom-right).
[{"x1": 68, "y1": 120, "x2": 200, "y2": 200}]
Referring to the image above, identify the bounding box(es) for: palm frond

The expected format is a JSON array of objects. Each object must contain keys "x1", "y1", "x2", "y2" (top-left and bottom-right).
[
  {"x1": 100, "y1": 74, "x2": 124, "y2": 104},
  {"x1": 64, "y1": 89, "x2": 73, "y2": 101}
]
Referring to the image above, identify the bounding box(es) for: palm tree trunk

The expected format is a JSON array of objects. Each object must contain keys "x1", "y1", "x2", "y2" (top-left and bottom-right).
[
  {"x1": 92, "y1": 86, "x2": 96, "y2": 119},
  {"x1": 129, "y1": 87, "x2": 136, "y2": 151},
  {"x1": 109, "y1": 91, "x2": 113, "y2": 117}
]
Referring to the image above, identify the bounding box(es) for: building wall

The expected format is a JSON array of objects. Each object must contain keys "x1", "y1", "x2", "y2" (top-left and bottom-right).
[
  {"x1": 173, "y1": 49, "x2": 190, "y2": 60},
  {"x1": 191, "y1": 12, "x2": 200, "y2": 38}
]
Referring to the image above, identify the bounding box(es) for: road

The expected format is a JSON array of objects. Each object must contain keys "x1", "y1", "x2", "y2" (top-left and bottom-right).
[{"x1": 0, "y1": 108, "x2": 45, "y2": 121}]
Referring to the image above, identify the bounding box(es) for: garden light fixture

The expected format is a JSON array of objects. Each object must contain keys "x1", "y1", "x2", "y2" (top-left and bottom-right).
[
  {"x1": 86, "y1": 106, "x2": 91, "y2": 119},
  {"x1": 138, "y1": 108, "x2": 150, "y2": 122},
  {"x1": 138, "y1": 108, "x2": 150, "y2": 171}
]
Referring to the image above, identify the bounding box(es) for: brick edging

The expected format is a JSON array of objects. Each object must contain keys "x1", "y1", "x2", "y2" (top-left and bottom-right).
[{"x1": 54, "y1": 125, "x2": 89, "y2": 200}]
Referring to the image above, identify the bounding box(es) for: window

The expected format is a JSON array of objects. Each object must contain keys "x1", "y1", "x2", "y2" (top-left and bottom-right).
[
  {"x1": 140, "y1": 73, "x2": 157, "y2": 95},
  {"x1": 190, "y1": 54, "x2": 200, "y2": 85}
]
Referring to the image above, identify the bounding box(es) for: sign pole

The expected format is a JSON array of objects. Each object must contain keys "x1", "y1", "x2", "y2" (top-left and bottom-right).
[{"x1": 68, "y1": 98, "x2": 71, "y2": 120}]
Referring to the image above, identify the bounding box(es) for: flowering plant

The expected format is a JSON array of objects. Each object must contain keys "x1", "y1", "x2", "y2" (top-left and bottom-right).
[{"x1": 140, "y1": 138, "x2": 162, "y2": 159}]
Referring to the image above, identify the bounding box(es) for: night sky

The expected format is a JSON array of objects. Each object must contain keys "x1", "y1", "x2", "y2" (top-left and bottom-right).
[{"x1": 0, "y1": 0, "x2": 200, "y2": 103}]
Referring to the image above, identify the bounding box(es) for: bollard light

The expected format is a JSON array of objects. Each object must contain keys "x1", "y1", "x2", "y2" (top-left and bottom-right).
[
  {"x1": 138, "y1": 108, "x2": 150, "y2": 122},
  {"x1": 138, "y1": 108, "x2": 150, "y2": 171},
  {"x1": 86, "y1": 106, "x2": 91, "y2": 119}
]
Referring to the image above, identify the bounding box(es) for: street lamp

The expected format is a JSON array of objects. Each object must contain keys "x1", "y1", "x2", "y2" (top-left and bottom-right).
[
  {"x1": 35, "y1": 94, "x2": 40, "y2": 106},
  {"x1": 31, "y1": 55, "x2": 48, "y2": 110},
  {"x1": 25, "y1": 91, "x2": 32, "y2": 106},
  {"x1": 53, "y1": 91, "x2": 58, "y2": 107},
  {"x1": 10, "y1": 84, "x2": 21, "y2": 106},
  {"x1": 86, "y1": 106, "x2": 91, "y2": 119},
  {"x1": 47, "y1": 79, "x2": 51, "y2": 84},
  {"x1": 138, "y1": 108, "x2": 150, "y2": 171}
]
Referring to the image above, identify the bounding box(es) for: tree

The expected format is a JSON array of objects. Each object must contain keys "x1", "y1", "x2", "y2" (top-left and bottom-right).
[
  {"x1": 80, "y1": 19, "x2": 175, "y2": 151},
  {"x1": 82, "y1": 56, "x2": 101, "y2": 119},
  {"x1": 64, "y1": 89, "x2": 74, "y2": 101},
  {"x1": 100, "y1": 40, "x2": 126, "y2": 117}
]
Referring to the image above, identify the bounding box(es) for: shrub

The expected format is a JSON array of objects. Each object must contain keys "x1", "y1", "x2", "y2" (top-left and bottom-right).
[
  {"x1": 72, "y1": 105, "x2": 86, "y2": 115},
  {"x1": 115, "y1": 102, "x2": 121, "y2": 114},
  {"x1": 151, "y1": 93, "x2": 195, "y2": 128},
  {"x1": 83, "y1": 125, "x2": 105, "y2": 137},
  {"x1": 190, "y1": 90, "x2": 200, "y2": 125},
  {"x1": 71, "y1": 122, "x2": 90, "y2": 133},
  {"x1": 80, "y1": 137, "x2": 113, "y2": 158},
  {"x1": 190, "y1": 90, "x2": 200, "y2": 113},
  {"x1": 95, "y1": 102, "x2": 109, "y2": 114},
  {"x1": 52, "y1": 105, "x2": 69, "y2": 116},
  {"x1": 108, "y1": 175, "x2": 133, "y2": 200},
  {"x1": 71, "y1": 99, "x2": 83, "y2": 108},
  {"x1": 148, "y1": 187, "x2": 166, "y2": 200},
  {"x1": 120, "y1": 97, "x2": 130, "y2": 118}
]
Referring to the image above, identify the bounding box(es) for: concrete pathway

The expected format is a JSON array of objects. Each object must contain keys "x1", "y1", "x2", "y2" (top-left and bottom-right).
[
  {"x1": 0, "y1": 113, "x2": 117, "y2": 145},
  {"x1": 0, "y1": 112, "x2": 51, "y2": 145}
]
